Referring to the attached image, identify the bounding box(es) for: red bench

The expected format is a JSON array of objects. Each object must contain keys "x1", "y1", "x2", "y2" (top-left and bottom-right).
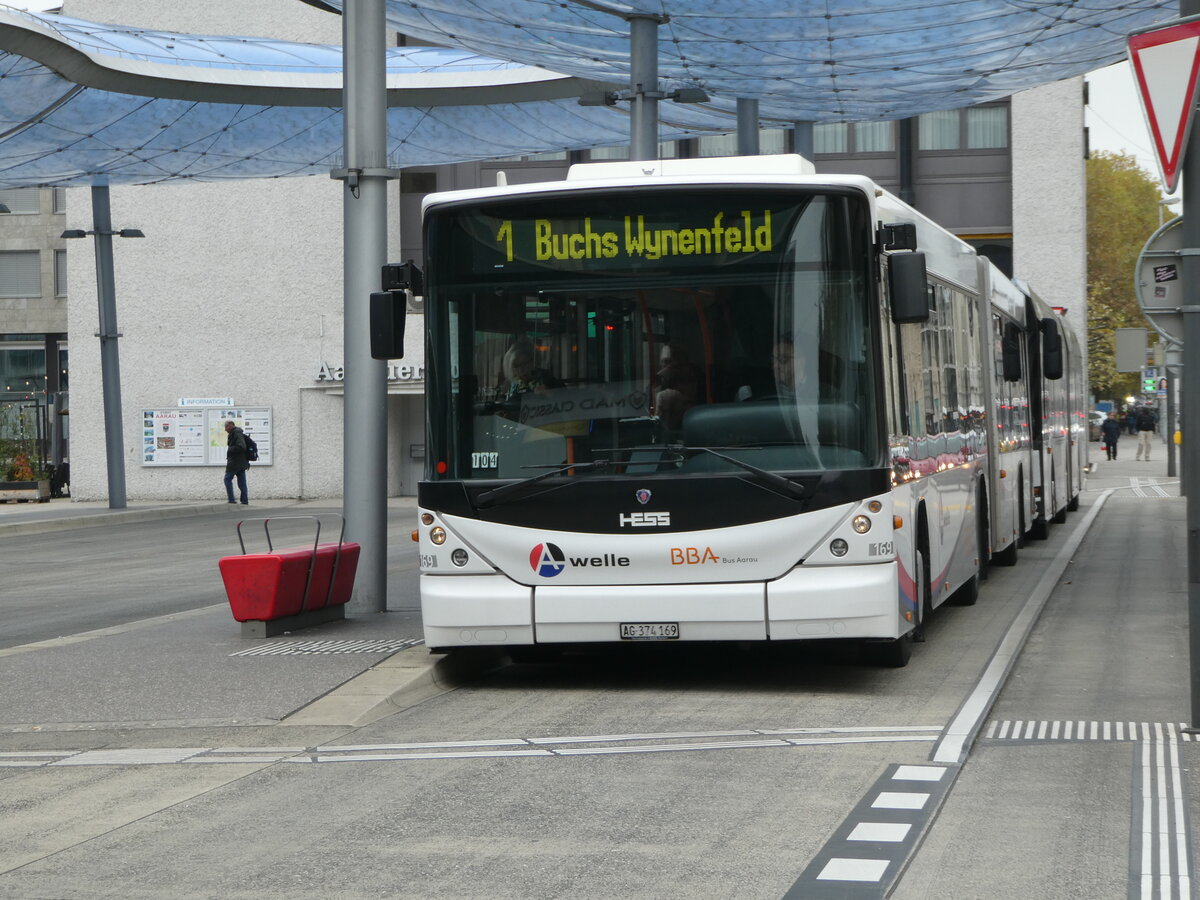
[{"x1": 219, "y1": 516, "x2": 359, "y2": 637}]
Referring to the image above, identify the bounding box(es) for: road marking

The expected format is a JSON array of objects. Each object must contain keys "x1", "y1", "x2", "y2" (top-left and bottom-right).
[
  {"x1": 0, "y1": 724, "x2": 943, "y2": 768},
  {"x1": 847, "y1": 822, "x2": 911, "y2": 842},
  {"x1": 816, "y1": 858, "x2": 890, "y2": 882},
  {"x1": 230, "y1": 638, "x2": 422, "y2": 656},
  {"x1": 784, "y1": 763, "x2": 955, "y2": 898},
  {"x1": 983, "y1": 719, "x2": 1195, "y2": 899},
  {"x1": 985, "y1": 720, "x2": 1196, "y2": 742},
  {"x1": 1133, "y1": 729, "x2": 1193, "y2": 900},
  {"x1": 1127, "y1": 477, "x2": 1173, "y2": 498}
]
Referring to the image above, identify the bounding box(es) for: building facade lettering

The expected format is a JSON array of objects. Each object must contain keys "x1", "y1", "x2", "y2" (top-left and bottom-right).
[{"x1": 316, "y1": 361, "x2": 424, "y2": 383}]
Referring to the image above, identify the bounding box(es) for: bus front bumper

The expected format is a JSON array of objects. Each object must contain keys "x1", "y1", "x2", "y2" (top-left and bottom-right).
[{"x1": 420, "y1": 562, "x2": 901, "y2": 649}]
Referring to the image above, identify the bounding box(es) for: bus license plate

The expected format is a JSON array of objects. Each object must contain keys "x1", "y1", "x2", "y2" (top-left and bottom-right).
[{"x1": 620, "y1": 622, "x2": 679, "y2": 640}]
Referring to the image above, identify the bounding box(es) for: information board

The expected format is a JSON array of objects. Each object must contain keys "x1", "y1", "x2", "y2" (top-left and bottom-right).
[{"x1": 141, "y1": 406, "x2": 272, "y2": 466}]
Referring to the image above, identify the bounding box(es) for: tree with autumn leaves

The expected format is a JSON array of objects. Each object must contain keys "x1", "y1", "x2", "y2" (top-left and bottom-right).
[{"x1": 1087, "y1": 151, "x2": 1167, "y2": 400}]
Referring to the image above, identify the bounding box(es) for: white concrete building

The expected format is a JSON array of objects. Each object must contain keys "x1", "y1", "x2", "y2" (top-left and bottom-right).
[{"x1": 63, "y1": 0, "x2": 426, "y2": 502}]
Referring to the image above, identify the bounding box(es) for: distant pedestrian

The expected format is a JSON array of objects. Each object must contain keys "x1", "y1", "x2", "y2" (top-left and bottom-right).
[
  {"x1": 1100, "y1": 412, "x2": 1122, "y2": 460},
  {"x1": 1135, "y1": 405, "x2": 1158, "y2": 461},
  {"x1": 1126, "y1": 408, "x2": 1138, "y2": 435},
  {"x1": 224, "y1": 420, "x2": 250, "y2": 505}
]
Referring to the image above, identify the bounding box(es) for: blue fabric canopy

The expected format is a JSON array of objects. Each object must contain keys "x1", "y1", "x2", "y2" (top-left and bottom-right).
[
  {"x1": 347, "y1": 0, "x2": 1176, "y2": 121},
  {"x1": 0, "y1": 1, "x2": 1176, "y2": 186},
  {"x1": 0, "y1": 6, "x2": 732, "y2": 186}
]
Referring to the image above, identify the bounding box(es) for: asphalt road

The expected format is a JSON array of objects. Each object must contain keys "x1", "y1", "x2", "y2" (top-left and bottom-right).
[{"x1": 0, "y1": 505, "x2": 422, "y2": 649}]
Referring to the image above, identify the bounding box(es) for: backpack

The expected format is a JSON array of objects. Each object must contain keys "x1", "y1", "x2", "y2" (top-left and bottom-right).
[{"x1": 243, "y1": 432, "x2": 259, "y2": 462}]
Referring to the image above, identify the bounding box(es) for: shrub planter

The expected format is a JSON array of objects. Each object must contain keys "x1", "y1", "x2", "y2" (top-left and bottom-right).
[{"x1": 0, "y1": 480, "x2": 50, "y2": 502}]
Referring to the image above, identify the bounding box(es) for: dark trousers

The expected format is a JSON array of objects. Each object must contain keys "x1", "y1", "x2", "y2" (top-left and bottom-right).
[
  {"x1": 1105, "y1": 442, "x2": 1117, "y2": 460},
  {"x1": 224, "y1": 469, "x2": 248, "y2": 504}
]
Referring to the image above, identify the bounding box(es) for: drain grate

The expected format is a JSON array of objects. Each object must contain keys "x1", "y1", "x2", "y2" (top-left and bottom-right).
[{"x1": 231, "y1": 638, "x2": 422, "y2": 657}]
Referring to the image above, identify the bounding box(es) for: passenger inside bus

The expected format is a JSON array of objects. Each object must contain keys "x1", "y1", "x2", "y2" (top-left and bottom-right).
[{"x1": 654, "y1": 343, "x2": 703, "y2": 432}]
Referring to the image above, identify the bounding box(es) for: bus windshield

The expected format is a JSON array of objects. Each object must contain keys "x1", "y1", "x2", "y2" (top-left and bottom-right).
[{"x1": 425, "y1": 187, "x2": 880, "y2": 481}]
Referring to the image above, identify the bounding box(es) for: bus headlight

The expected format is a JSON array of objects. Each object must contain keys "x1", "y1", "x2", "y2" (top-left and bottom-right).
[
  {"x1": 430, "y1": 526, "x2": 447, "y2": 545},
  {"x1": 830, "y1": 538, "x2": 849, "y2": 557},
  {"x1": 852, "y1": 515, "x2": 872, "y2": 534},
  {"x1": 451, "y1": 548, "x2": 469, "y2": 567}
]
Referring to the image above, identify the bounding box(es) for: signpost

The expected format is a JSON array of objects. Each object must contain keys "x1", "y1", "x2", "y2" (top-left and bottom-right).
[
  {"x1": 1129, "y1": 16, "x2": 1200, "y2": 194},
  {"x1": 1130, "y1": 9, "x2": 1200, "y2": 727}
]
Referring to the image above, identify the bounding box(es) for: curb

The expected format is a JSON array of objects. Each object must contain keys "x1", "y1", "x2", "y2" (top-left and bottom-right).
[{"x1": 280, "y1": 646, "x2": 507, "y2": 728}]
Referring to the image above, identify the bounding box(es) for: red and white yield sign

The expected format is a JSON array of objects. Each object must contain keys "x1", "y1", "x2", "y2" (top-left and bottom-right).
[{"x1": 1129, "y1": 18, "x2": 1200, "y2": 194}]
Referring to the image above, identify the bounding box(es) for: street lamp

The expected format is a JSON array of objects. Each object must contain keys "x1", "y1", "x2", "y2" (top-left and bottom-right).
[{"x1": 61, "y1": 192, "x2": 145, "y2": 509}]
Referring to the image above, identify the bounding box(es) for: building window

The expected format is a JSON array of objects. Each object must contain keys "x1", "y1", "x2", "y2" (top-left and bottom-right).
[
  {"x1": 814, "y1": 124, "x2": 848, "y2": 154},
  {"x1": 492, "y1": 150, "x2": 569, "y2": 163},
  {"x1": 855, "y1": 121, "x2": 894, "y2": 152},
  {"x1": 966, "y1": 106, "x2": 1008, "y2": 149},
  {"x1": 918, "y1": 110, "x2": 960, "y2": 150},
  {"x1": 54, "y1": 249, "x2": 66, "y2": 298},
  {"x1": 0, "y1": 344, "x2": 45, "y2": 394},
  {"x1": 53, "y1": 188, "x2": 66, "y2": 213},
  {"x1": 0, "y1": 251, "x2": 40, "y2": 298},
  {"x1": 0, "y1": 187, "x2": 40, "y2": 215},
  {"x1": 588, "y1": 141, "x2": 679, "y2": 161},
  {"x1": 814, "y1": 121, "x2": 894, "y2": 154},
  {"x1": 919, "y1": 105, "x2": 1009, "y2": 151},
  {"x1": 696, "y1": 128, "x2": 789, "y2": 158}
]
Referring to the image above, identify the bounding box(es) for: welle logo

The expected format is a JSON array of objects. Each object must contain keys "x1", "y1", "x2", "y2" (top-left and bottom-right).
[
  {"x1": 528, "y1": 542, "x2": 632, "y2": 577},
  {"x1": 530, "y1": 543, "x2": 566, "y2": 577}
]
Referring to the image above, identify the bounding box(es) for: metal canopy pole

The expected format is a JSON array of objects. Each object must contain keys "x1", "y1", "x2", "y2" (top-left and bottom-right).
[
  {"x1": 91, "y1": 184, "x2": 126, "y2": 510},
  {"x1": 338, "y1": 0, "x2": 391, "y2": 614},
  {"x1": 737, "y1": 99, "x2": 760, "y2": 156},
  {"x1": 1184, "y1": 0, "x2": 1200, "y2": 728},
  {"x1": 628, "y1": 14, "x2": 663, "y2": 161},
  {"x1": 791, "y1": 121, "x2": 814, "y2": 161},
  {"x1": 1167, "y1": 347, "x2": 1179, "y2": 478}
]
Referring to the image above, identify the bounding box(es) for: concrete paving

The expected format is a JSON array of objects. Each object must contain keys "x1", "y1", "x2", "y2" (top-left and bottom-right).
[
  {"x1": 0, "y1": 494, "x2": 458, "y2": 733},
  {"x1": 894, "y1": 440, "x2": 1193, "y2": 898},
  {"x1": 0, "y1": 436, "x2": 1194, "y2": 899}
]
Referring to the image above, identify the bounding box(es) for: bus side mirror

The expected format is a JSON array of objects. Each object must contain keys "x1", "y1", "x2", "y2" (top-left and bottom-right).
[
  {"x1": 370, "y1": 291, "x2": 407, "y2": 359},
  {"x1": 889, "y1": 252, "x2": 929, "y2": 324},
  {"x1": 1002, "y1": 322, "x2": 1022, "y2": 381},
  {"x1": 1040, "y1": 317, "x2": 1063, "y2": 380},
  {"x1": 382, "y1": 260, "x2": 423, "y2": 295}
]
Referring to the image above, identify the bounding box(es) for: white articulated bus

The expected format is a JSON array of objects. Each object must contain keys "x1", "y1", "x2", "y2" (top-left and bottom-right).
[{"x1": 395, "y1": 154, "x2": 1084, "y2": 666}]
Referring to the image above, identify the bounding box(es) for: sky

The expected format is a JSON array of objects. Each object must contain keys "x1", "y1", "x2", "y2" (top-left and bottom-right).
[{"x1": 1085, "y1": 61, "x2": 1177, "y2": 199}]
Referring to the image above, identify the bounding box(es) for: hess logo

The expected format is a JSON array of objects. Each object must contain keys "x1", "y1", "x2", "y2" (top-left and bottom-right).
[
  {"x1": 529, "y1": 542, "x2": 566, "y2": 577},
  {"x1": 619, "y1": 511, "x2": 670, "y2": 527}
]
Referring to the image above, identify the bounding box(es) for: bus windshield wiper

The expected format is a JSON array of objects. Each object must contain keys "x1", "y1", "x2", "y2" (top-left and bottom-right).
[
  {"x1": 669, "y1": 444, "x2": 805, "y2": 501},
  {"x1": 475, "y1": 460, "x2": 612, "y2": 508}
]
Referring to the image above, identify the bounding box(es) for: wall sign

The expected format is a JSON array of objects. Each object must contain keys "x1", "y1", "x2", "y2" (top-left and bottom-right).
[{"x1": 142, "y1": 406, "x2": 272, "y2": 466}]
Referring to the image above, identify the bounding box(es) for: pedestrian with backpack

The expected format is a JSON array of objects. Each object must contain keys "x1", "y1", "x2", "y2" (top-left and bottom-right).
[
  {"x1": 1100, "y1": 411, "x2": 1122, "y2": 460},
  {"x1": 223, "y1": 419, "x2": 250, "y2": 505},
  {"x1": 1135, "y1": 405, "x2": 1158, "y2": 461}
]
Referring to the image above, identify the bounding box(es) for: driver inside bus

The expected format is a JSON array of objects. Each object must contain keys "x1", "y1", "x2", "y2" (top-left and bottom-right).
[
  {"x1": 503, "y1": 337, "x2": 560, "y2": 399},
  {"x1": 738, "y1": 338, "x2": 807, "y2": 401}
]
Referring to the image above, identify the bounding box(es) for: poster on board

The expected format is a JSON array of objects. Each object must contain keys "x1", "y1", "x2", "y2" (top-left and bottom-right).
[{"x1": 142, "y1": 407, "x2": 272, "y2": 466}]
